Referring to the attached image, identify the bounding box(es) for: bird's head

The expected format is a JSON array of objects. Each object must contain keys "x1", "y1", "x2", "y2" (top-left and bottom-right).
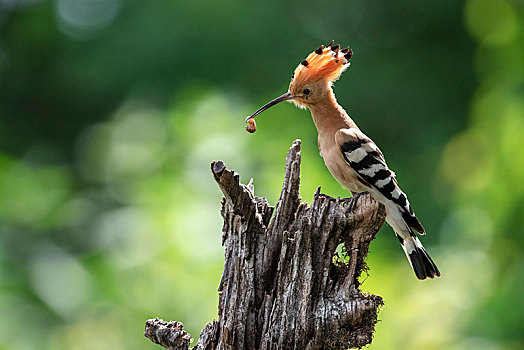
[{"x1": 246, "y1": 41, "x2": 352, "y2": 123}]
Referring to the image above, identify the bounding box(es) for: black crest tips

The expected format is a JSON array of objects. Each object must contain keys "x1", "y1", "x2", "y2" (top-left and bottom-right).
[
  {"x1": 344, "y1": 49, "x2": 353, "y2": 60},
  {"x1": 301, "y1": 59, "x2": 309, "y2": 66},
  {"x1": 341, "y1": 46, "x2": 350, "y2": 54},
  {"x1": 315, "y1": 47, "x2": 323, "y2": 55},
  {"x1": 326, "y1": 39, "x2": 334, "y2": 47},
  {"x1": 331, "y1": 44, "x2": 340, "y2": 51}
]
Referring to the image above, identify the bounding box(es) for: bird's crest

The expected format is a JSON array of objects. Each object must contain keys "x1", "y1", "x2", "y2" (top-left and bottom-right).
[{"x1": 292, "y1": 40, "x2": 353, "y2": 85}]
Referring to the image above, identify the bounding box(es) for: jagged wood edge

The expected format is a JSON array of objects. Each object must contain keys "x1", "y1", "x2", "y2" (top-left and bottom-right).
[{"x1": 145, "y1": 139, "x2": 386, "y2": 350}]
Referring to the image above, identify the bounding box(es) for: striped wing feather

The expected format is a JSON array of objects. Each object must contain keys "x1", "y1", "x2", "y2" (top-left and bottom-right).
[{"x1": 335, "y1": 128, "x2": 425, "y2": 234}]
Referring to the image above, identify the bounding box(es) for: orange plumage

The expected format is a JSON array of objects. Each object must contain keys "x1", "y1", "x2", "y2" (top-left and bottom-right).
[{"x1": 291, "y1": 43, "x2": 353, "y2": 85}]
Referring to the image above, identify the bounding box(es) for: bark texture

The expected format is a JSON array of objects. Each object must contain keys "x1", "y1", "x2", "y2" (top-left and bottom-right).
[{"x1": 145, "y1": 139, "x2": 386, "y2": 350}]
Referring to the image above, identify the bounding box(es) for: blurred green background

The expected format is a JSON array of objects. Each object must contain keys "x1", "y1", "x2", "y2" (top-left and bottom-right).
[{"x1": 0, "y1": 0, "x2": 523, "y2": 349}]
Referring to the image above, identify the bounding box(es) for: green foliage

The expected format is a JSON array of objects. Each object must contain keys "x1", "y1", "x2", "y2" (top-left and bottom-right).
[{"x1": 0, "y1": 0, "x2": 522, "y2": 349}]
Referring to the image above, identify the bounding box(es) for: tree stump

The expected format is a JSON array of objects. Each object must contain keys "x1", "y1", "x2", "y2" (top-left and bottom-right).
[{"x1": 145, "y1": 139, "x2": 386, "y2": 350}]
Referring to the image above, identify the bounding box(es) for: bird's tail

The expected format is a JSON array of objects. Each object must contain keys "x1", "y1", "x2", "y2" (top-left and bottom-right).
[{"x1": 396, "y1": 232, "x2": 440, "y2": 280}]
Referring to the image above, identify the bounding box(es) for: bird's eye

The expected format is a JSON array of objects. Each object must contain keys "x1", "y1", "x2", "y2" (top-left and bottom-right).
[{"x1": 303, "y1": 89, "x2": 311, "y2": 95}]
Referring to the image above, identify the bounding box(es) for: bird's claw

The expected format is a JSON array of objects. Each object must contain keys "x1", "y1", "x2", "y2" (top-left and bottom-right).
[
  {"x1": 351, "y1": 191, "x2": 369, "y2": 200},
  {"x1": 317, "y1": 193, "x2": 354, "y2": 203}
]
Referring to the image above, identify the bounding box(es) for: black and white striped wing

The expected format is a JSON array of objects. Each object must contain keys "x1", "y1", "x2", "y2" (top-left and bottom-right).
[{"x1": 335, "y1": 128, "x2": 425, "y2": 234}]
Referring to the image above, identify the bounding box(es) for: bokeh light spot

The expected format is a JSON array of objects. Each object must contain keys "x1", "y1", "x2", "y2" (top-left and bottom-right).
[
  {"x1": 465, "y1": 0, "x2": 518, "y2": 46},
  {"x1": 30, "y1": 245, "x2": 95, "y2": 319},
  {"x1": 56, "y1": 0, "x2": 121, "y2": 39},
  {"x1": 440, "y1": 131, "x2": 494, "y2": 193}
]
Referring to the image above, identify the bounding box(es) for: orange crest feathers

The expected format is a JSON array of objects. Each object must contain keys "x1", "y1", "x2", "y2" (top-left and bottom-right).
[{"x1": 292, "y1": 41, "x2": 353, "y2": 85}]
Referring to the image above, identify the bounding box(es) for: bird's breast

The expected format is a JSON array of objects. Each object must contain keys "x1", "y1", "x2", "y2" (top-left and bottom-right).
[{"x1": 319, "y1": 138, "x2": 368, "y2": 194}]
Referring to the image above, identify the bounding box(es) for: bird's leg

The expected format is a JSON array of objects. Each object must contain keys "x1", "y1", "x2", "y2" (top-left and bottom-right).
[
  {"x1": 338, "y1": 197, "x2": 354, "y2": 203},
  {"x1": 340, "y1": 191, "x2": 369, "y2": 203},
  {"x1": 351, "y1": 191, "x2": 369, "y2": 198},
  {"x1": 318, "y1": 193, "x2": 337, "y2": 201},
  {"x1": 317, "y1": 191, "x2": 369, "y2": 203}
]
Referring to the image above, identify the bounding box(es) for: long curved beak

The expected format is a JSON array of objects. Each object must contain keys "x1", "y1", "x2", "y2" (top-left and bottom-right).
[{"x1": 245, "y1": 92, "x2": 294, "y2": 122}]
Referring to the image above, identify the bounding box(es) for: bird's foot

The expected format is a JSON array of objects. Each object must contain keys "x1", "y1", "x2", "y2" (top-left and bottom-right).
[
  {"x1": 351, "y1": 191, "x2": 369, "y2": 200},
  {"x1": 318, "y1": 193, "x2": 353, "y2": 203},
  {"x1": 318, "y1": 193, "x2": 337, "y2": 201},
  {"x1": 336, "y1": 197, "x2": 352, "y2": 203},
  {"x1": 318, "y1": 191, "x2": 369, "y2": 203}
]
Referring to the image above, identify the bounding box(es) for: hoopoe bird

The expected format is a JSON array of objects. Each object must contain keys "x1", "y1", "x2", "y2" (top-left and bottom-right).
[{"x1": 245, "y1": 41, "x2": 440, "y2": 280}]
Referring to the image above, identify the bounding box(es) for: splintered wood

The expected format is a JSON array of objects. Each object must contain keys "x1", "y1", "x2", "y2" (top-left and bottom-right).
[{"x1": 145, "y1": 140, "x2": 386, "y2": 350}]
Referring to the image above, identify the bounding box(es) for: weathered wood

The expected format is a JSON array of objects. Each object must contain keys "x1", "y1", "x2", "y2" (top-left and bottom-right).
[
  {"x1": 145, "y1": 139, "x2": 386, "y2": 350},
  {"x1": 145, "y1": 318, "x2": 192, "y2": 350}
]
